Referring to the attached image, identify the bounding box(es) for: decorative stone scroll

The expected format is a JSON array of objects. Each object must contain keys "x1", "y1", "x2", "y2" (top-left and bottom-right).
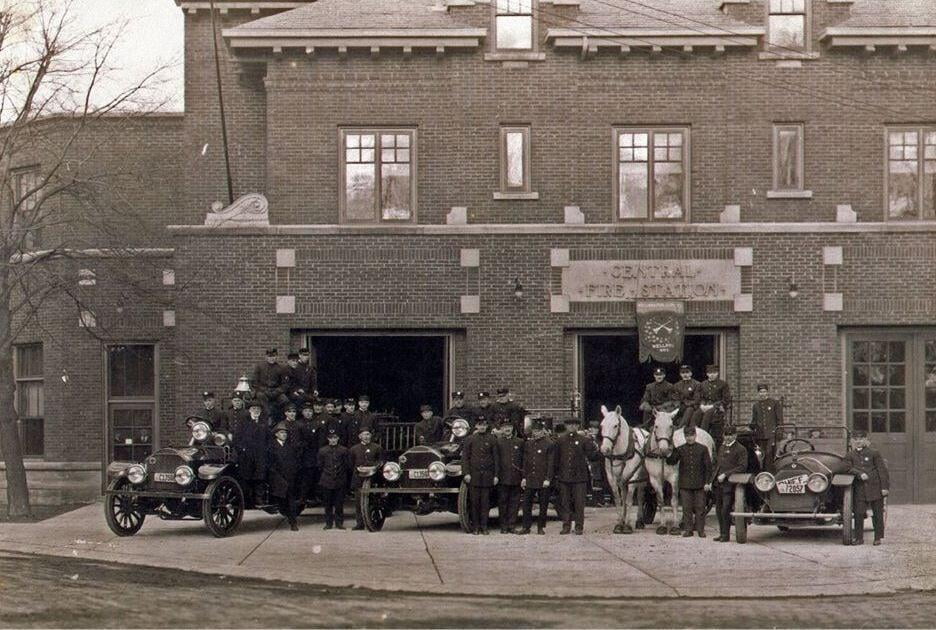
[{"x1": 204, "y1": 193, "x2": 269, "y2": 227}]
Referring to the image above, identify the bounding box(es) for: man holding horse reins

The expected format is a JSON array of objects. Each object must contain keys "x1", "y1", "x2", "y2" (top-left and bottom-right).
[{"x1": 640, "y1": 367, "x2": 678, "y2": 429}]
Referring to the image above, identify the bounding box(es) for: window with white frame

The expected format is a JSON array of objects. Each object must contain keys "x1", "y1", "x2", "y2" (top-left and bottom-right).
[
  {"x1": 614, "y1": 128, "x2": 689, "y2": 221},
  {"x1": 887, "y1": 128, "x2": 936, "y2": 220},
  {"x1": 500, "y1": 126, "x2": 531, "y2": 193},
  {"x1": 767, "y1": 0, "x2": 807, "y2": 53},
  {"x1": 340, "y1": 129, "x2": 416, "y2": 223},
  {"x1": 495, "y1": 0, "x2": 534, "y2": 51},
  {"x1": 14, "y1": 343, "x2": 44, "y2": 457},
  {"x1": 773, "y1": 124, "x2": 804, "y2": 191}
]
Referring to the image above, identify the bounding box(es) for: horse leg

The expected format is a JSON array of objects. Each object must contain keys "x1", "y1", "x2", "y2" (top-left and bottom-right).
[
  {"x1": 647, "y1": 465, "x2": 667, "y2": 535},
  {"x1": 668, "y1": 467, "x2": 682, "y2": 535},
  {"x1": 606, "y1": 461, "x2": 626, "y2": 534}
]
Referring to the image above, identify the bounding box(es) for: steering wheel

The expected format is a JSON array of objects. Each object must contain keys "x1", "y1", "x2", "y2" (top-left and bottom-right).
[{"x1": 778, "y1": 437, "x2": 815, "y2": 455}]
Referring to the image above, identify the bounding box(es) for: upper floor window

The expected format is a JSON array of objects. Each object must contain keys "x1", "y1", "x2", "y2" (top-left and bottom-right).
[
  {"x1": 614, "y1": 128, "x2": 689, "y2": 221},
  {"x1": 14, "y1": 343, "x2": 44, "y2": 457},
  {"x1": 495, "y1": 0, "x2": 534, "y2": 51},
  {"x1": 500, "y1": 126, "x2": 531, "y2": 194},
  {"x1": 887, "y1": 128, "x2": 936, "y2": 221},
  {"x1": 340, "y1": 129, "x2": 416, "y2": 224},
  {"x1": 773, "y1": 124, "x2": 804, "y2": 191},
  {"x1": 12, "y1": 167, "x2": 41, "y2": 250},
  {"x1": 767, "y1": 0, "x2": 807, "y2": 53}
]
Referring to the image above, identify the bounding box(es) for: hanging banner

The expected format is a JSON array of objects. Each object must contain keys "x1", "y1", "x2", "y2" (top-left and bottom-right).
[{"x1": 636, "y1": 300, "x2": 686, "y2": 363}]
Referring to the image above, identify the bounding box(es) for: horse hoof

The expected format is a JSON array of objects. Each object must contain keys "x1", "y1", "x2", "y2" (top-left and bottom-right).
[
  {"x1": 670, "y1": 528, "x2": 683, "y2": 536},
  {"x1": 635, "y1": 522, "x2": 645, "y2": 530},
  {"x1": 622, "y1": 524, "x2": 634, "y2": 534},
  {"x1": 613, "y1": 524, "x2": 625, "y2": 534},
  {"x1": 656, "y1": 526, "x2": 668, "y2": 535}
]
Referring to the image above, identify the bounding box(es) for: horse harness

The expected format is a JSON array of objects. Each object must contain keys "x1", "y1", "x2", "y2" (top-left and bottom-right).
[{"x1": 601, "y1": 415, "x2": 646, "y2": 486}]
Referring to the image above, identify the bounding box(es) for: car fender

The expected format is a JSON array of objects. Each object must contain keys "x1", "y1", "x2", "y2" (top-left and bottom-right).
[
  {"x1": 728, "y1": 473, "x2": 753, "y2": 485},
  {"x1": 106, "y1": 461, "x2": 135, "y2": 478},
  {"x1": 832, "y1": 473, "x2": 855, "y2": 486},
  {"x1": 198, "y1": 463, "x2": 231, "y2": 481}
]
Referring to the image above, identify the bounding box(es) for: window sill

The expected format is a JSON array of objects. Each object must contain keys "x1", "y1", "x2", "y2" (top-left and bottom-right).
[
  {"x1": 759, "y1": 51, "x2": 820, "y2": 61},
  {"x1": 493, "y1": 191, "x2": 540, "y2": 200},
  {"x1": 484, "y1": 52, "x2": 546, "y2": 62},
  {"x1": 767, "y1": 190, "x2": 813, "y2": 199}
]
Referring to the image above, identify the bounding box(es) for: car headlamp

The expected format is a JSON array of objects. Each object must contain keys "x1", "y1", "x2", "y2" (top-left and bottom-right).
[
  {"x1": 175, "y1": 465, "x2": 195, "y2": 486},
  {"x1": 451, "y1": 419, "x2": 469, "y2": 438},
  {"x1": 753, "y1": 471, "x2": 776, "y2": 492},
  {"x1": 428, "y1": 461, "x2": 446, "y2": 481},
  {"x1": 191, "y1": 421, "x2": 210, "y2": 442},
  {"x1": 807, "y1": 472, "x2": 829, "y2": 493},
  {"x1": 127, "y1": 464, "x2": 146, "y2": 485},
  {"x1": 445, "y1": 463, "x2": 462, "y2": 476},
  {"x1": 212, "y1": 433, "x2": 228, "y2": 446},
  {"x1": 382, "y1": 462, "x2": 402, "y2": 482}
]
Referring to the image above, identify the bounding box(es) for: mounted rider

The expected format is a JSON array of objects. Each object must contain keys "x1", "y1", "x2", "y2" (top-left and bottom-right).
[
  {"x1": 640, "y1": 367, "x2": 678, "y2": 429},
  {"x1": 672, "y1": 365, "x2": 701, "y2": 428},
  {"x1": 692, "y1": 364, "x2": 731, "y2": 448}
]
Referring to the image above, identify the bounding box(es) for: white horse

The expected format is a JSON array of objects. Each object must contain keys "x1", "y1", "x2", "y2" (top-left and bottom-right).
[
  {"x1": 643, "y1": 406, "x2": 715, "y2": 535},
  {"x1": 599, "y1": 405, "x2": 649, "y2": 534}
]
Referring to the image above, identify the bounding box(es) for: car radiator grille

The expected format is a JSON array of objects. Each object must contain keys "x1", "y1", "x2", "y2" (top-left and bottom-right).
[{"x1": 147, "y1": 453, "x2": 185, "y2": 491}]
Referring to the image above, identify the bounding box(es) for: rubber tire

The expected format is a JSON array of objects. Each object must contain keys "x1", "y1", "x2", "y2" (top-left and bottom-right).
[
  {"x1": 360, "y1": 479, "x2": 385, "y2": 532},
  {"x1": 777, "y1": 525, "x2": 790, "y2": 532},
  {"x1": 841, "y1": 485, "x2": 854, "y2": 546},
  {"x1": 104, "y1": 477, "x2": 145, "y2": 536},
  {"x1": 641, "y1": 487, "x2": 658, "y2": 525},
  {"x1": 733, "y1": 484, "x2": 748, "y2": 544},
  {"x1": 202, "y1": 476, "x2": 245, "y2": 538},
  {"x1": 457, "y1": 480, "x2": 472, "y2": 533}
]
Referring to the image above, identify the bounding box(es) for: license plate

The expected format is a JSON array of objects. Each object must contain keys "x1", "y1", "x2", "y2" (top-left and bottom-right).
[
  {"x1": 154, "y1": 472, "x2": 174, "y2": 483},
  {"x1": 408, "y1": 469, "x2": 429, "y2": 479},
  {"x1": 776, "y1": 474, "x2": 808, "y2": 494}
]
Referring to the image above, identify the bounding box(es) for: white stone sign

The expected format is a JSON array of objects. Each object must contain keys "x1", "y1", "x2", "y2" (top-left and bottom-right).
[{"x1": 561, "y1": 259, "x2": 741, "y2": 302}]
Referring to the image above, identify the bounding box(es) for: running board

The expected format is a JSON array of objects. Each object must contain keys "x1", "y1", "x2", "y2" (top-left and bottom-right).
[{"x1": 732, "y1": 512, "x2": 841, "y2": 519}]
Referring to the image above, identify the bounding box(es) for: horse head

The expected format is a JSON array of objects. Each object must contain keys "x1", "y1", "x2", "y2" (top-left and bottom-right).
[
  {"x1": 599, "y1": 404, "x2": 625, "y2": 456},
  {"x1": 651, "y1": 404, "x2": 679, "y2": 456}
]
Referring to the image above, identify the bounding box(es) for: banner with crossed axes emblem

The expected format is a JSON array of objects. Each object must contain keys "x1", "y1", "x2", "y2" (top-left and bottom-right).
[{"x1": 635, "y1": 300, "x2": 686, "y2": 363}]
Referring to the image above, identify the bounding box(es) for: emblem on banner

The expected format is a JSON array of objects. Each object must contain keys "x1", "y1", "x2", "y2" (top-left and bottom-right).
[{"x1": 636, "y1": 300, "x2": 686, "y2": 363}]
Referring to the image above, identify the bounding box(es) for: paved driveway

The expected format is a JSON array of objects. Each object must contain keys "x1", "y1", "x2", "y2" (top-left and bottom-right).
[{"x1": 1, "y1": 502, "x2": 933, "y2": 598}]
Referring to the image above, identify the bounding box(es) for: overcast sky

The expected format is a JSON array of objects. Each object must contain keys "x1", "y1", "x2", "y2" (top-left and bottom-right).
[{"x1": 73, "y1": 0, "x2": 184, "y2": 111}]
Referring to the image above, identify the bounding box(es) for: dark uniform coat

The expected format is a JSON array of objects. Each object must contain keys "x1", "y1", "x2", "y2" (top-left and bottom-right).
[
  {"x1": 282, "y1": 365, "x2": 309, "y2": 402},
  {"x1": 223, "y1": 407, "x2": 250, "y2": 435},
  {"x1": 641, "y1": 381, "x2": 677, "y2": 408},
  {"x1": 299, "y1": 417, "x2": 325, "y2": 469},
  {"x1": 495, "y1": 436, "x2": 525, "y2": 486},
  {"x1": 414, "y1": 415, "x2": 444, "y2": 445},
  {"x1": 491, "y1": 402, "x2": 526, "y2": 436},
  {"x1": 297, "y1": 361, "x2": 317, "y2": 399},
  {"x1": 444, "y1": 403, "x2": 472, "y2": 421},
  {"x1": 194, "y1": 406, "x2": 228, "y2": 433},
  {"x1": 252, "y1": 362, "x2": 284, "y2": 400},
  {"x1": 348, "y1": 410, "x2": 381, "y2": 442},
  {"x1": 700, "y1": 379, "x2": 732, "y2": 407},
  {"x1": 461, "y1": 432, "x2": 500, "y2": 488},
  {"x1": 268, "y1": 438, "x2": 302, "y2": 499},
  {"x1": 325, "y1": 412, "x2": 351, "y2": 447},
  {"x1": 751, "y1": 397, "x2": 783, "y2": 439},
  {"x1": 673, "y1": 379, "x2": 702, "y2": 410},
  {"x1": 522, "y1": 436, "x2": 556, "y2": 489},
  {"x1": 232, "y1": 418, "x2": 270, "y2": 480},
  {"x1": 317, "y1": 444, "x2": 350, "y2": 490},
  {"x1": 669, "y1": 441, "x2": 712, "y2": 490},
  {"x1": 555, "y1": 431, "x2": 600, "y2": 483},
  {"x1": 348, "y1": 442, "x2": 384, "y2": 489},
  {"x1": 711, "y1": 440, "x2": 748, "y2": 482},
  {"x1": 844, "y1": 447, "x2": 889, "y2": 500}
]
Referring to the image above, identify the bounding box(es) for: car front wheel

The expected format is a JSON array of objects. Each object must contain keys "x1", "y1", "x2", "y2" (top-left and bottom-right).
[
  {"x1": 202, "y1": 476, "x2": 245, "y2": 538},
  {"x1": 733, "y1": 484, "x2": 748, "y2": 544},
  {"x1": 104, "y1": 477, "x2": 145, "y2": 536},
  {"x1": 360, "y1": 479, "x2": 386, "y2": 532},
  {"x1": 841, "y1": 485, "x2": 854, "y2": 546},
  {"x1": 457, "y1": 480, "x2": 472, "y2": 533}
]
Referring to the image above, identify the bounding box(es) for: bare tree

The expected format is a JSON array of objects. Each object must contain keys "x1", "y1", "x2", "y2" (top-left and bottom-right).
[{"x1": 0, "y1": 0, "x2": 175, "y2": 517}]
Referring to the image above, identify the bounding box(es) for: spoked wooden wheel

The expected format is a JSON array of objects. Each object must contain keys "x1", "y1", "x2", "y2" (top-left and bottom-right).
[
  {"x1": 105, "y1": 477, "x2": 145, "y2": 536},
  {"x1": 733, "y1": 484, "x2": 748, "y2": 544},
  {"x1": 841, "y1": 485, "x2": 854, "y2": 546},
  {"x1": 360, "y1": 479, "x2": 386, "y2": 532},
  {"x1": 202, "y1": 476, "x2": 245, "y2": 537},
  {"x1": 457, "y1": 481, "x2": 472, "y2": 533}
]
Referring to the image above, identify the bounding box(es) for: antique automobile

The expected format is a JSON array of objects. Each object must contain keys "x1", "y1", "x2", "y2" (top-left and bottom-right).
[
  {"x1": 357, "y1": 417, "x2": 475, "y2": 532},
  {"x1": 729, "y1": 424, "x2": 856, "y2": 545},
  {"x1": 103, "y1": 416, "x2": 276, "y2": 538}
]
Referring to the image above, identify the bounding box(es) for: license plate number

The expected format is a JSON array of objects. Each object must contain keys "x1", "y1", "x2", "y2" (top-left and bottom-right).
[
  {"x1": 408, "y1": 469, "x2": 429, "y2": 479},
  {"x1": 154, "y1": 472, "x2": 174, "y2": 483},
  {"x1": 776, "y1": 475, "x2": 808, "y2": 494}
]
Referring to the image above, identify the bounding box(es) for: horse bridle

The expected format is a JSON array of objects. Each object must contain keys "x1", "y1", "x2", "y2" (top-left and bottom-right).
[
  {"x1": 646, "y1": 420, "x2": 674, "y2": 459},
  {"x1": 601, "y1": 414, "x2": 630, "y2": 461}
]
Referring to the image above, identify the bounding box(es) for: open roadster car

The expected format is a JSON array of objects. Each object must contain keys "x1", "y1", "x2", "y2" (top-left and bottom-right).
[
  {"x1": 729, "y1": 424, "x2": 856, "y2": 545},
  {"x1": 103, "y1": 416, "x2": 277, "y2": 538},
  {"x1": 357, "y1": 417, "x2": 475, "y2": 531}
]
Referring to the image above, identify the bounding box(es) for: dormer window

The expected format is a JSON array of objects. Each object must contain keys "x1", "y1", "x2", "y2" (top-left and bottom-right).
[
  {"x1": 495, "y1": 0, "x2": 533, "y2": 50},
  {"x1": 768, "y1": 0, "x2": 807, "y2": 53}
]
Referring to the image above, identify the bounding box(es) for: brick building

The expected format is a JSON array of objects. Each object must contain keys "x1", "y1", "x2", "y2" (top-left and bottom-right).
[{"x1": 5, "y1": 0, "x2": 936, "y2": 505}]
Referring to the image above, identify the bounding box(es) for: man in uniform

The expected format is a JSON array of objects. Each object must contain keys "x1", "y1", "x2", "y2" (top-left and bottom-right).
[
  {"x1": 445, "y1": 391, "x2": 471, "y2": 422},
  {"x1": 668, "y1": 425, "x2": 712, "y2": 537},
  {"x1": 844, "y1": 430, "x2": 890, "y2": 545},
  {"x1": 223, "y1": 392, "x2": 250, "y2": 435},
  {"x1": 673, "y1": 365, "x2": 701, "y2": 428},
  {"x1": 640, "y1": 367, "x2": 677, "y2": 429},
  {"x1": 474, "y1": 391, "x2": 493, "y2": 427},
  {"x1": 279, "y1": 403, "x2": 304, "y2": 444},
  {"x1": 516, "y1": 419, "x2": 555, "y2": 535},
  {"x1": 282, "y1": 352, "x2": 308, "y2": 408},
  {"x1": 555, "y1": 417, "x2": 601, "y2": 535},
  {"x1": 317, "y1": 428, "x2": 350, "y2": 530},
  {"x1": 750, "y1": 383, "x2": 783, "y2": 466},
  {"x1": 297, "y1": 347, "x2": 318, "y2": 402},
  {"x1": 269, "y1": 422, "x2": 302, "y2": 531},
  {"x1": 461, "y1": 416, "x2": 499, "y2": 535},
  {"x1": 353, "y1": 394, "x2": 380, "y2": 441},
  {"x1": 495, "y1": 421, "x2": 524, "y2": 534},
  {"x1": 349, "y1": 428, "x2": 384, "y2": 530},
  {"x1": 196, "y1": 391, "x2": 228, "y2": 433},
  {"x1": 341, "y1": 397, "x2": 357, "y2": 433},
  {"x1": 414, "y1": 404, "x2": 444, "y2": 445},
  {"x1": 252, "y1": 348, "x2": 286, "y2": 416},
  {"x1": 324, "y1": 399, "x2": 350, "y2": 446},
  {"x1": 695, "y1": 364, "x2": 732, "y2": 448},
  {"x1": 233, "y1": 399, "x2": 270, "y2": 506},
  {"x1": 298, "y1": 401, "x2": 323, "y2": 507},
  {"x1": 492, "y1": 387, "x2": 526, "y2": 438},
  {"x1": 706, "y1": 424, "x2": 747, "y2": 542}
]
